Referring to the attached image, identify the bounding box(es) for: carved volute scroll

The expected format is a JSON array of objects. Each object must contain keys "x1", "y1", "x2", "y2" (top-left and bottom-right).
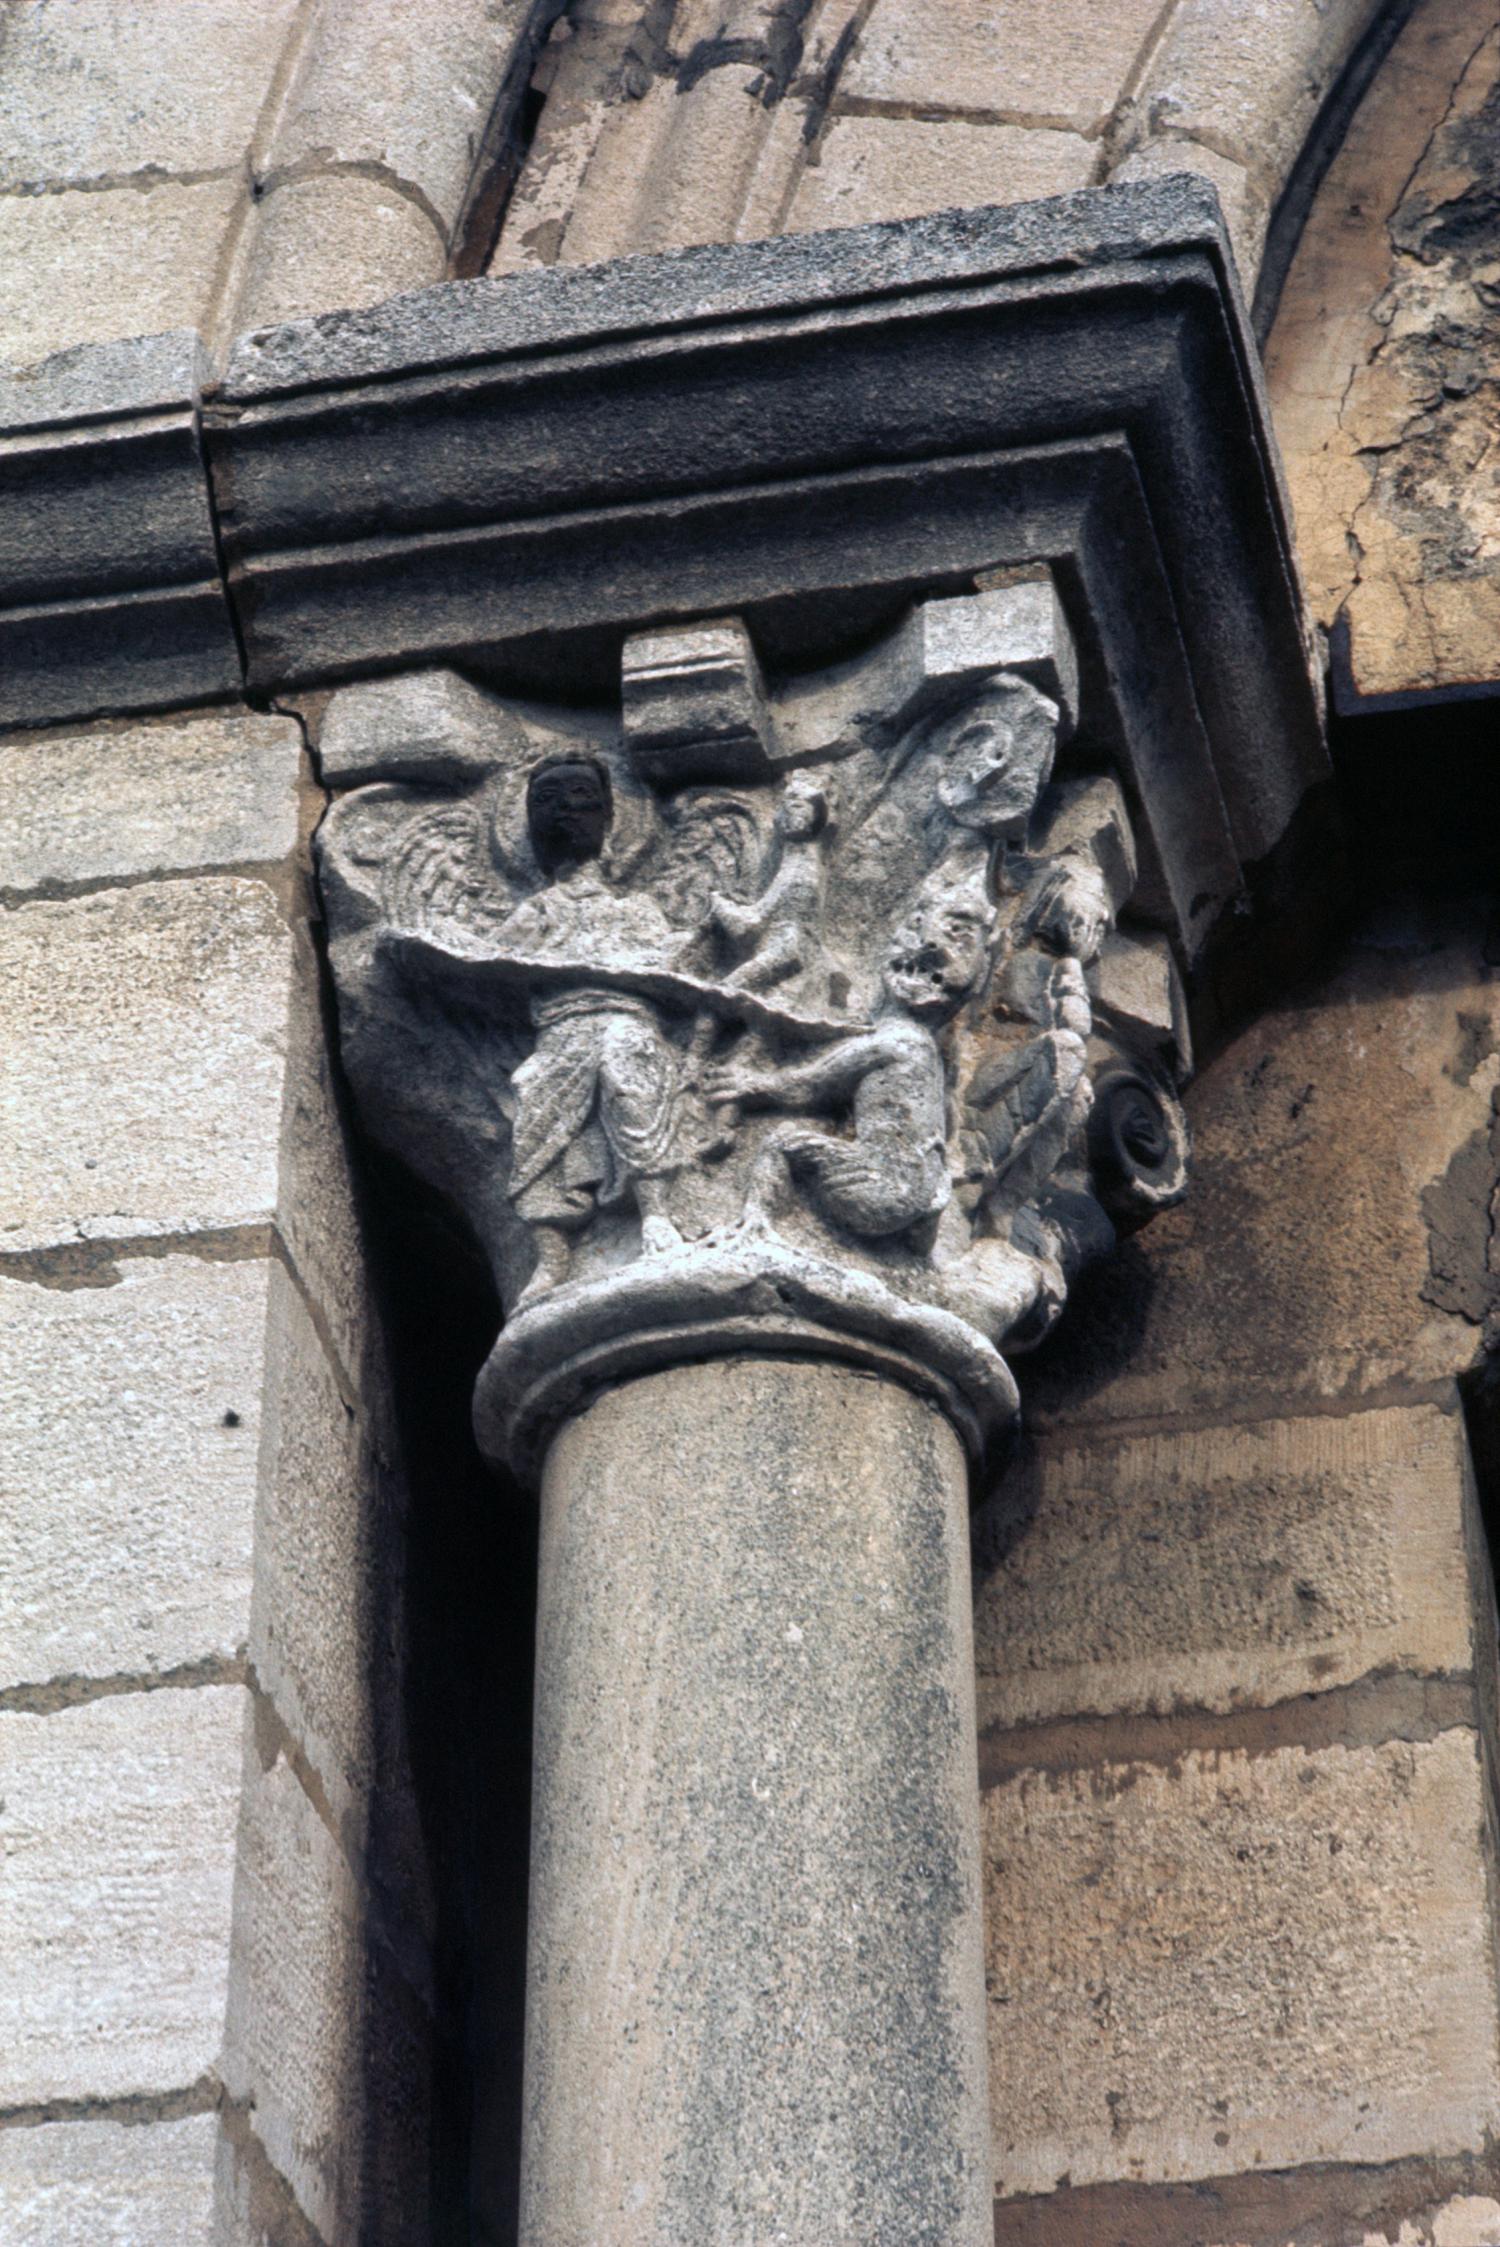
[{"x1": 317, "y1": 582, "x2": 1189, "y2": 1482}]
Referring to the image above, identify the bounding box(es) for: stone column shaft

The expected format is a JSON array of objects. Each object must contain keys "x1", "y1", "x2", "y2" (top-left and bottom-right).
[{"x1": 520, "y1": 1356, "x2": 993, "y2": 2246}]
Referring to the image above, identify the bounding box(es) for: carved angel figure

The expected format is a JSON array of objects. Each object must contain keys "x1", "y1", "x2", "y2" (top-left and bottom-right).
[{"x1": 499, "y1": 757, "x2": 711, "y2": 1303}]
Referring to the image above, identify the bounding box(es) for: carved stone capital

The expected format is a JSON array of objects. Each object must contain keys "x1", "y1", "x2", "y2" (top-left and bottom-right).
[{"x1": 319, "y1": 584, "x2": 1189, "y2": 1484}]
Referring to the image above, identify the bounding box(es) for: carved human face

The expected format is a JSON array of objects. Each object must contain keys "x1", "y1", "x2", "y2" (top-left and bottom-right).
[
  {"x1": 884, "y1": 893, "x2": 994, "y2": 1021},
  {"x1": 929, "y1": 683, "x2": 1057, "y2": 836},
  {"x1": 527, "y1": 758, "x2": 611, "y2": 874},
  {"x1": 779, "y1": 772, "x2": 828, "y2": 840}
]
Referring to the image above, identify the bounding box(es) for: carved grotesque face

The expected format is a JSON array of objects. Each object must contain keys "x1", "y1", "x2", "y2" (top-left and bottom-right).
[
  {"x1": 527, "y1": 758, "x2": 612, "y2": 874},
  {"x1": 928, "y1": 682, "x2": 1057, "y2": 836},
  {"x1": 884, "y1": 891, "x2": 994, "y2": 1021}
]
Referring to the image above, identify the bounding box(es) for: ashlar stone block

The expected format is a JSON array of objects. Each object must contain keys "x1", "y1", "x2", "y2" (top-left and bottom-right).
[
  {"x1": 975, "y1": 1404, "x2": 1481, "y2": 1730},
  {"x1": 1131, "y1": 0, "x2": 1387, "y2": 200},
  {"x1": 251, "y1": 1263, "x2": 379, "y2": 1831},
  {"x1": 842, "y1": 0, "x2": 1164, "y2": 134},
  {"x1": 983, "y1": 1728, "x2": 1500, "y2": 2196},
  {"x1": 0, "y1": 709, "x2": 302, "y2": 896},
  {"x1": 0, "y1": 1255, "x2": 267, "y2": 1693},
  {"x1": 0, "y1": 177, "x2": 241, "y2": 368},
  {"x1": 2, "y1": 876, "x2": 293, "y2": 1257},
  {"x1": 259, "y1": 0, "x2": 534, "y2": 234},
  {"x1": 1020, "y1": 908, "x2": 1500, "y2": 1426},
  {"x1": 0, "y1": 2114, "x2": 219, "y2": 2247},
  {"x1": 0, "y1": 0, "x2": 302, "y2": 188},
  {"x1": 219, "y1": 1745, "x2": 367, "y2": 2245},
  {"x1": 0, "y1": 1687, "x2": 245, "y2": 2106},
  {"x1": 788, "y1": 116, "x2": 1095, "y2": 236},
  {"x1": 235, "y1": 173, "x2": 444, "y2": 333}
]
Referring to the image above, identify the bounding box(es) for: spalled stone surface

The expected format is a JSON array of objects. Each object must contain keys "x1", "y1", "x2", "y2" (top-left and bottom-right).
[
  {"x1": 0, "y1": 1255, "x2": 266, "y2": 1692},
  {"x1": 221, "y1": 1744, "x2": 364, "y2": 2243},
  {"x1": 975, "y1": 1404, "x2": 1480, "y2": 1730},
  {"x1": 0, "y1": 710, "x2": 302, "y2": 895},
  {"x1": 0, "y1": 2114, "x2": 220, "y2": 2246},
  {"x1": 1265, "y1": 0, "x2": 1500, "y2": 698},
  {"x1": 0, "y1": 1687, "x2": 244, "y2": 2105},
  {"x1": 841, "y1": 0, "x2": 1164, "y2": 133},
  {"x1": 0, "y1": 0, "x2": 301, "y2": 187},
  {"x1": 1021, "y1": 906, "x2": 1500, "y2": 1427},
  {"x1": 983, "y1": 1728, "x2": 1500, "y2": 2196},
  {"x1": 0, "y1": 176, "x2": 240, "y2": 366},
  {"x1": 789, "y1": 116, "x2": 1095, "y2": 234},
  {"x1": 2, "y1": 876, "x2": 292, "y2": 1256},
  {"x1": 235, "y1": 172, "x2": 446, "y2": 332},
  {"x1": 524, "y1": 1358, "x2": 992, "y2": 2243}
]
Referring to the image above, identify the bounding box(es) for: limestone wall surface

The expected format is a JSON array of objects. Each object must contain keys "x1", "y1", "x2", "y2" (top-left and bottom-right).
[
  {"x1": 3, "y1": 4, "x2": 1500, "y2": 2247},
  {"x1": 0, "y1": 704, "x2": 433, "y2": 2242}
]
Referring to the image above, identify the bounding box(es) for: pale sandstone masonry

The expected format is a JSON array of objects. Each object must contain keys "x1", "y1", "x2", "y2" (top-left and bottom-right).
[
  {"x1": 492, "y1": 0, "x2": 1390, "y2": 296},
  {"x1": 979, "y1": 899, "x2": 1500, "y2": 2245},
  {"x1": 0, "y1": 703, "x2": 427, "y2": 2242}
]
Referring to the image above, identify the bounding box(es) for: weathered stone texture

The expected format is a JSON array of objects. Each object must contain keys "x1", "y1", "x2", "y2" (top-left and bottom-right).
[
  {"x1": 221, "y1": 1745, "x2": 365, "y2": 2243},
  {"x1": 984, "y1": 1728, "x2": 1500, "y2": 2196},
  {"x1": 233, "y1": 173, "x2": 446, "y2": 333},
  {"x1": 0, "y1": 176, "x2": 241, "y2": 367},
  {"x1": 1022, "y1": 907, "x2": 1500, "y2": 1428},
  {"x1": 1111, "y1": 138, "x2": 1267, "y2": 291},
  {"x1": 2, "y1": 877, "x2": 292, "y2": 1256},
  {"x1": 1266, "y1": 0, "x2": 1500, "y2": 697},
  {"x1": 259, "y1": 0, "x2": 532, "y2": 234},
  {"x1": 975, "y1": 1404, "x2": 1479, "y2": 1731},
  {"x1": 789, "y1": 115, "x2": 1096, "y2": 233},
  {"x1": 0, "y1": 1255, "x2": 266, "y2": 1693},
  {"x1": 840, "y1": 0, "x2": 1164, "y2": 133},
  {"x1": 1117, "y1": 0, "x2": 1386, "y2": 208},
  {"x1": 251, "y1": 1264, "x2": 376, "y2": 1830},
  {"x1": 525, "y1": 1357, "x2": 992, "y2": 2244},
  {"x1": 0, "y1": 710, "x2": 302, "y2": 896},
  {"x1": 0, "y1": 1687, "x2": 244, "y2": 2105},
  {"x1": 0, "y1": 0, "x2": 301, "y2": 187},
  {"x1": 0, "y1": 2114, "x2": 220, "y2": 2247}
]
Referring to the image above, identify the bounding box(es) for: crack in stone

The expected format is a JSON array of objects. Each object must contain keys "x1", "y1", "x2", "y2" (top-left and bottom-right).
[
  {"x1": 991, "y1": 2144, "x2": 1500, "y2": 2247},
  {"x1": 978, "y1": 1667, "x2": 1479, "y2": 1786},
  {"x1": 0, "y1": 857, "x2": 295, "y2": 912},
  {"x1": 0, "y1": 1221, "x2": 278, "y2": 1292},
  {"x1": 254, "y1": 153, "x2": 450, "y2": 248},
  {"x1": 0, "y1": 2075, "x2": 221, "y2": 2132},
  {"x1": 0, "y1": 1654, "x2": 248, "y2": 1720},
  {"x1": 0, "y1": 162, "x2": 243, "y2": 201}
]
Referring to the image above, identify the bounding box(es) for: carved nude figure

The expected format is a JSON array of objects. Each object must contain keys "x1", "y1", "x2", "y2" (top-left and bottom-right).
[
  {"x1": 499, "y1": 757, "x2": 704, "y2": 1304},
  {"x1": 709, "y1": 770, "x2": 830, "y2": 993},
  {"x1": 706, "y1": 878, "x2": 994, "y2": 1242}
]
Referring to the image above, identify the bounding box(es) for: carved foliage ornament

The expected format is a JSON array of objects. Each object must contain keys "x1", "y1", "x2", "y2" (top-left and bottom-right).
[{"x1": 317, "y1": 587, "x2": 1189, "y2": 1479}]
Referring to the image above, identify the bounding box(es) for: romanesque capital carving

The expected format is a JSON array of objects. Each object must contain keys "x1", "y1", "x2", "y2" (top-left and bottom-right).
[{"x1": 318, "y1": 584, "x2": 1189, "y2": 1480}]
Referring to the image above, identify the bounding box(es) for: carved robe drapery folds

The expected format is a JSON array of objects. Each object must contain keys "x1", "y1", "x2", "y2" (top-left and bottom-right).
[{"x1": 318, "y1": 581, "x2": 1189, "y2": 1486}]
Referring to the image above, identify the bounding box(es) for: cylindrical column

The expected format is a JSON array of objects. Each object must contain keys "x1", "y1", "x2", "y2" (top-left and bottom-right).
[{"x1": 520, "y1": 1353, "x2": 992, "y2": 2246}]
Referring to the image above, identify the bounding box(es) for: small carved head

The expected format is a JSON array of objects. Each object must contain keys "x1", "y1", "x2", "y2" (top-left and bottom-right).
[
  {"x1": 883, "y1": 873, "x2": 996, "y2": 1022},
  {"x1": 927, "y1": 677, "x2": 1059, "y2": 838},
  {"x1": 779, "y1": 770, "x2": 831, "y2": 841},
  {"x1": 526, "y1": 757, "x2": 612, "y2": 875}
]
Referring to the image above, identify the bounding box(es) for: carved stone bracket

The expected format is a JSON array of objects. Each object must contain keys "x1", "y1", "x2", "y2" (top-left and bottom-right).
[{"x1": 319, "y1": 580, "x2": 1188, "y2": 1485}]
